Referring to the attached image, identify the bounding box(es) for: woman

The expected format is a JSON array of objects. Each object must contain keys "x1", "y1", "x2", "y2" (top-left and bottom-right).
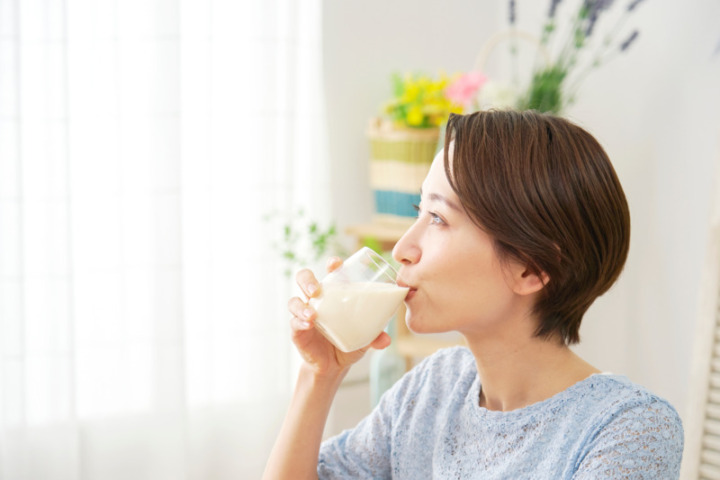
[{"x1": 263, "y1": 110, "x2": 684, "y2": 479}]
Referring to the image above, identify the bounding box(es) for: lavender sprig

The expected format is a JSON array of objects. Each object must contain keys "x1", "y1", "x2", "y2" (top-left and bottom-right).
[
  {"x1": 548, "y1": 0, "x2": 562, "y2": 18},
  {"x1": 584, "y1": 0, "x2": 614, "y2": 37},
  {"x1": 520, "y1": 0, "x2": 645, "y2": 114},
  {"x1": 627, "y1": 0, "x2": 645, "y2": 12},
  {"x1": 585, "y1": 9, "x2": 600, "y2": 37},
  {"x1": 509, "y1": 0, "x2": 516, "y2": 25},
  {"x1": 620, "y1": 30, "x2": 639, "y2": 51}
]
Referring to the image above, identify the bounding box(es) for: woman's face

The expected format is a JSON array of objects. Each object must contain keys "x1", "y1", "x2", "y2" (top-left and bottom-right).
[{"x1": 393, "y1": 152, "x2": 532, "y2": 337}]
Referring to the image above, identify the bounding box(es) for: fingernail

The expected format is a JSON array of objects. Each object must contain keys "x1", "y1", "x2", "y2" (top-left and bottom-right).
[
  {"x1": 303, "y1": 308, "x2": 313, "y2": 320},
  {"x1": 307, "y1": 284, "x2": 317, "y2": 296},
  {"x1": 300, "y1": 320, "x2": 311, "y2": 329}
]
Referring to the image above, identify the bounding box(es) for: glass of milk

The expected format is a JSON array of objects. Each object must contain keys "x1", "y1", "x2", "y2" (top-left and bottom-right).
[{"x1": 309, "y1": 247, "x2": 409, "y2": 352}]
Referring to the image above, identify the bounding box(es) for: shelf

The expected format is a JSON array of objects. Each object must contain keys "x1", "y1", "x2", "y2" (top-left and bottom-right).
[{"x1": 345, "y1": 219, "x2": 413, "y2": 246}]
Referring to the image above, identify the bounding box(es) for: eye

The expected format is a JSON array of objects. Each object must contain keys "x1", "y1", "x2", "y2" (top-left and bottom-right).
[
  {"x1": 428, "y1": 212, "x2": 445, "y2": 226},
  {"x1": 412, "y1": 204, "x2": 446, "y2": 226}
]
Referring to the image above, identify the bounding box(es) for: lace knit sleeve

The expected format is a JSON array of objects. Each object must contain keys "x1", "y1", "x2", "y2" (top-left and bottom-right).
[
  {"x1": 572, "y1": 396, "x2": 684, "y2": 479},
  {"x1": 317, "y1": 350, "x2": 448, "y2": 479},
  {"x1": 317, "y1": 357, "x2": 419, "y2": 479}
]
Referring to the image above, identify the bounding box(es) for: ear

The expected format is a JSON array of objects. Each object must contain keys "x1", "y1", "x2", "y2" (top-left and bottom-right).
[{"x1": 506, "y1": 263, "x2": 549, "y2": 296}]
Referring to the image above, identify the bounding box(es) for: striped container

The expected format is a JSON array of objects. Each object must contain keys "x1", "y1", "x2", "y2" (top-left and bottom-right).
[{"x1": 367, "y1": 118, "x2": 440, "y2": 223}]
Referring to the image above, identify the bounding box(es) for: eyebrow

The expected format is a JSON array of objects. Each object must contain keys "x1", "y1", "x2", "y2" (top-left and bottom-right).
[{"x1": 420, "y1": 189, "x2": 463, "y2": 212}]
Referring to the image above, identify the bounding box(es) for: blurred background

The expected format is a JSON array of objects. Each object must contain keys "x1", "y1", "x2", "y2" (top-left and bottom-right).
[{"x1": 0, "y1": 0, "x2": 719, "y2": 478}]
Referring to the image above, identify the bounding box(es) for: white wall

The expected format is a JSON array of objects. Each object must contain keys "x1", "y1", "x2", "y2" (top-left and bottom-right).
[
  {"x1": 322, "y1": 0, "x2": 502, "y2": 224},
  {"x1": 322, "y1": 0, "x2": 720, "y2": 437},
  {"x1": 564, "y1": 0, "x2": 720, "y2": 420}
]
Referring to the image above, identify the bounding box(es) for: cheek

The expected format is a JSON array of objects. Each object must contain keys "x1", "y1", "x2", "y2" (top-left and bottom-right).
[
  {"x1": 419, "y1": 261, "x2": 478, "y2": 313},
  {"x1": 438, "y1": 256, "x2": 513, "y2": 315}
]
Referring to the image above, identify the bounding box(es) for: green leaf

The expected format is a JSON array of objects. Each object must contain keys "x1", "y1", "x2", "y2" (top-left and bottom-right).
[
  {"x1": 392, "y1": 73, "x2": 404, "y2": 98},
  {"x1": 518, "y1": 65, "x2": 567, "y2": 114},
  {"x1": 578, "y1": 5, "x2": 590, "y2": 20},
  {"x1": 574, "y1": 28, "x2": 585, "y2": 49}
]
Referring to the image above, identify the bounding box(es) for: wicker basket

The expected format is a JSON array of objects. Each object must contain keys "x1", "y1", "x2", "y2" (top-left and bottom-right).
[{"x1": 366, "y1": 118, "x2": 440, "y2": 222}]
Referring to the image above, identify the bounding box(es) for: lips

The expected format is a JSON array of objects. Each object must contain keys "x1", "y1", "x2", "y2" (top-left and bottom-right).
[{"x1": 396, "y1": 278, "x2": 418, "y2": 300}]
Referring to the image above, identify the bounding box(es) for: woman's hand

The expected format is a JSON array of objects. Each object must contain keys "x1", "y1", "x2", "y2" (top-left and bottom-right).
[
  {"x1": 288, "y1": 257, "x2": 391, "y2": 377},
  {"x1": 265, "y1": 256, "x2": 391, "y2": 480}
]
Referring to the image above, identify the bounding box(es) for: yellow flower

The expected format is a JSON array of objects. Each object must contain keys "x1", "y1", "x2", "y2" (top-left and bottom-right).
[
  {"x1": 406, "y1": 106, "x2": 424, "y2": 126},
  {"x1": 416, "y1": 75, "x2": 431, "y2": 90},
  {"x1": 385, "y1": 71, "x2": 472, "y2": 128},
  {"x1": 402, "y1": 83, "x2": 420, "y2": 103}
]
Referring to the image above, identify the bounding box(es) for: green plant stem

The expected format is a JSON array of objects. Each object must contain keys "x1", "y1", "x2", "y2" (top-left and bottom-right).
[
  {"x1": 563, "y1": 8, "x2": 635, "y2": 102},
  {"x1": 510, "y1": 28, "x2": 520, "y2": 87},
  {"x1": 521, "y1": 3, "x2": 585, "y2": 113},
  {"x1": 556, "y1": 3, "x2": 590, "y2": 71},
  {"x1": 601, "y1": 7, "x2": 631, "y2": 51}
]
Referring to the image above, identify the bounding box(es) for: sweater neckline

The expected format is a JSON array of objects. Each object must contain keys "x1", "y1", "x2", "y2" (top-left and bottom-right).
[{"x1": 470, "y1": 372, "x2": 620, "y2": 420}]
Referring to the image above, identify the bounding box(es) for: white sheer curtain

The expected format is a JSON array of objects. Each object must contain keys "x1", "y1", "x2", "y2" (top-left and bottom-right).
[{"x1": 0, "y1": 0, "x2": 328, "y2": 478}]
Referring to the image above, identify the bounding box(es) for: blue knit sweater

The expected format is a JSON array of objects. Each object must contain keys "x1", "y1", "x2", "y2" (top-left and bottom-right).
[{"x1": 318, "y1": 347, "x2": 683, "y2": 479}]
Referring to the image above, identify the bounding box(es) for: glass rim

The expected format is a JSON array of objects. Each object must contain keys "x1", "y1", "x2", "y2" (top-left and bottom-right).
[{"x1": 359, "y1": 246, "x2": 399, "y2": 279}]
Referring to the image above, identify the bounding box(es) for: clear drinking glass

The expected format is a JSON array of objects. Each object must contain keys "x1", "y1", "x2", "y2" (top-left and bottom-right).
[{"x1": 309, "y1": 247, "x2": 409, "y2": 352}]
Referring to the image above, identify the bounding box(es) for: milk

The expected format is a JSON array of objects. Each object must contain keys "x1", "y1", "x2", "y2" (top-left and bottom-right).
[{"x1": 310, "y1": 282, "x2": 409, "y2": 352}]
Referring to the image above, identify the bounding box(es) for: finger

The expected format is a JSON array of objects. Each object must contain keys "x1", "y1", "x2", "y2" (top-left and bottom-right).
[
  {"x1": 368, "y1": 331, "x2": 392, "y2": 350},
  {"x1": 326, "y1": 256, "x2": 343, "y2": 273},
  {"x1": 295, "y1": 268, "x2": 321, "y2": 298},
  {"x1": 290, "y1": 314, "x2": 313, "y2": 331},
  {"x1": 287, "y1": 296, "x2": 315, "y2": 322}
]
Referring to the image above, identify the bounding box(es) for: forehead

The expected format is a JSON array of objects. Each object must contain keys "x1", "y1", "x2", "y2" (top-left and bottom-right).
[{"x1": 422, "y1": 150, "x2": 455, "y2": 197}]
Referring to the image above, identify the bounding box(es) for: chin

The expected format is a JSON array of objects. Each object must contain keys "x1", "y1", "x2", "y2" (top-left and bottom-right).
[
  {"x1": 405, "y1": 312, "x2": 446, "y2": 335},
  {"x1": 404, "y1": 311, "x2": 422, "y2": 333}
]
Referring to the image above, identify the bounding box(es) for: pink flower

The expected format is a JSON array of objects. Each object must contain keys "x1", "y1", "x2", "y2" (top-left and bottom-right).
[{"x1": 445, "y1": 71, "x2": 487, "y2": 109}]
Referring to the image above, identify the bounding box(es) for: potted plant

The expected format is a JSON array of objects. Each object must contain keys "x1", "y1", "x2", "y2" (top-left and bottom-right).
[
  {"x1": 265, "y1": 209, "x2": 347, "y2": 277},
  {"x1": 509, "y1": 0, "x2": 646, "y2": 114},
  {"x1": 368, "y1": 72, "x2": 485, "y2": 222}
]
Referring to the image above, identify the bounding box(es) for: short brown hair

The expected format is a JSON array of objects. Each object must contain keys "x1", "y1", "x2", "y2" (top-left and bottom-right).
[{"x1": 444, "y1": 110, "x2": 630, "y2": 344}]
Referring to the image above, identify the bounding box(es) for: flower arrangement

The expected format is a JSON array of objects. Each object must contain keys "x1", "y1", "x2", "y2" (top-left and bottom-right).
[
  {"x1": 381, "y1": 0, "x2": 647, "y2": 122},
  {"x1": 512, "y1": 0, "x2": 647, "y2": 113},
  {"x1": 383, "y1": 72, "x2": 486, "y2": 128}
]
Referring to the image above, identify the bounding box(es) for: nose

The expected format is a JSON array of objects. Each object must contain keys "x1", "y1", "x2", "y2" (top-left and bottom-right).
[{"x1": 392, "y1": 220, "x2": 421, "y2": 265}]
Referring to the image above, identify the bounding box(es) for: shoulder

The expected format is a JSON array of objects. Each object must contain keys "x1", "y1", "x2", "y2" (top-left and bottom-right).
[
  {"x1": 570, "y1": 374, "x2": 684, "y2": 476},
  {"x1": 585, "y1": 374, "x2": 683, "y2": 428},
  {"x1": 317, "y1": 347, "x2": 476, "y2": 478}
]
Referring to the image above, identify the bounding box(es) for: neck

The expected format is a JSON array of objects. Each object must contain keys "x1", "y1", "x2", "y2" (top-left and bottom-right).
[{"x1": 465, "y1": 331, "x2": 599, "y2": 412}]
